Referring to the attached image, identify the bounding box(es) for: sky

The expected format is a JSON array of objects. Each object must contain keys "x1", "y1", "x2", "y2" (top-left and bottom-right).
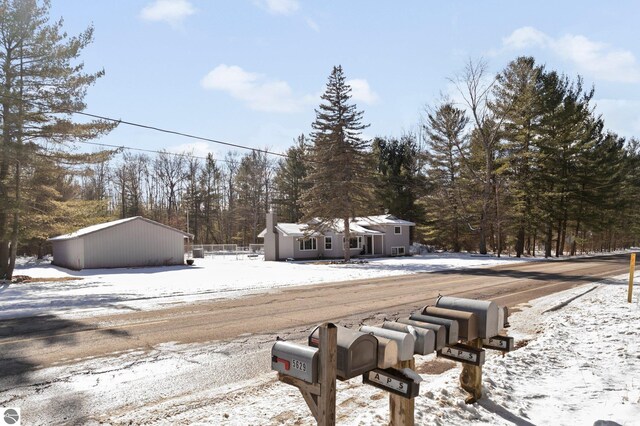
[{"x1": 46, "y1": 0, "x2": 640, "y2": 163}]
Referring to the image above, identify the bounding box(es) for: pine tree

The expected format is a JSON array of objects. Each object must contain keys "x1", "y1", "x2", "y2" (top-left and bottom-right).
[
  {"x1": 372, "y1": 134, "x2": 424, "y2": 226},
  {"x1": 273, "y1": 134, "x2": 308, "y2": 223},
  {"x1": 423, "y1": 102, "x2": 470, "y2": 251},
  {"x1": 302, "y1": 65, "x2": 372, "y2": 261},
  {"x1": 0, "y1": 0, "x2": 116, "y2": 279},
  {"x1": 491, "y1": 57, "x2": 543, "y2": 257}
]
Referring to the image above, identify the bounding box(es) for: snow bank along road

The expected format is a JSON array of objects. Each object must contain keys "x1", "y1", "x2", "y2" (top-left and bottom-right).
[{"x1": 0, "y1": 254, "x2": 633, "y2": 424}]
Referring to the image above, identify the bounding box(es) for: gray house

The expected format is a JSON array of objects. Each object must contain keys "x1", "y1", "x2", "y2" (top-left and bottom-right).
[
  {"x1": 259, "y1": 212, "x2": 414, "y2": 261},
  {"x1": 48, "y1": 216, "x2": 192, "y2": 270}
]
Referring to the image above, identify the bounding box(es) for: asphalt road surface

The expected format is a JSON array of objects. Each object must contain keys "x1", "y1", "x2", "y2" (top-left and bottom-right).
[{"x1": 0, "y1": 253, "x2": 631, "y2": 379}]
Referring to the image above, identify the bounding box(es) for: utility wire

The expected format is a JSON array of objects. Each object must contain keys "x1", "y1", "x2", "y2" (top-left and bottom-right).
[{"x1": 0, "y1": 92, "x2": 290, "y2": 160}]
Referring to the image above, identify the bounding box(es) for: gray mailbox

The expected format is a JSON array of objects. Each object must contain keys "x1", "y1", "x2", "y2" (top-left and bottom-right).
[
  {"x1": 309, "y1": 325, "x2": 378, "y2": 381},
  {"x1": 360, "y1": 325, "x2": 415, "y2": 362},
  {"x1": 422, "y1": 306, "x2": 478, "y2": 341},
  {"x1": 397, "y1": 318, "x2": 447, "y2": 350},
  {"x1": 271, "y1": 340, "x2": 319, "y2": 384},
  {"x1": 372, "y1": 336, "x2": 399, "y2": 369},
  {"x1": 435, "y1": 296, "x2": 500, "y2": 338},
  {"x1": 409, "y1": 313, "x2": 459, "y2": 345},
  {"x1": 382, "y1": 321, "x2": 436, "y2": 356}
]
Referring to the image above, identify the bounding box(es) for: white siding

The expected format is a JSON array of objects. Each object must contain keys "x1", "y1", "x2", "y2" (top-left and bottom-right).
[
  {"x1": 382, "y1": 225, "x2": 410, "y2": 255},
  {"x1": 278, "y1": 234, "x2": 294, "y2": 260},
  {"x1": 82, "y1": 218, "x2": 185, "y2": 268},
  {"x1": 52, "y1": 239, "x2": 84, "y2": 270}
]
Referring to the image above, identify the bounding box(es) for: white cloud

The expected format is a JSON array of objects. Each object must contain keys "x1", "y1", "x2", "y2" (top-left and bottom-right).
[
  {"x1": 140, "y1": 0, "x2": 195, "y2": 27},
  {"x1": 500, "y1": 27, "x2": 640, "y2": 83},
  {"x1": 167, "y1": 142, "x2": 216, "y2": 159},
  {"x1": 594, "y1": 99, "x2": 640, "y2": 138},
  {"x1": 306, "y1": 18, "x2": 320, "y2": 32},
  {"x1": 256, "y1": 0, "x2": 299, "y2": 15},
  {"x1": 347, "y1": 79, "x2": 380, "y2": 105},
  {"x1": 201, "y1": 64, "x2": 307, "y2": 113},
  {"x1": 502, "y1": 26, "x2": 550, "y2": 50}
]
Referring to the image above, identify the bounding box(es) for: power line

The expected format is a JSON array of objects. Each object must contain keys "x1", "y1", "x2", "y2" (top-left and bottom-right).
[{"x1": 0, "y1": 92, "x2": 290, "y2": 160}]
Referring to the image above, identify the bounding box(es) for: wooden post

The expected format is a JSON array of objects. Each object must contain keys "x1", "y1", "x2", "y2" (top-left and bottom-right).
[
  {"x1": 459, "y1": 338, "x2": 483, "y2": 403},
  {"x1": 389, "y1": 358, "x2": 415, "y2": 426},
  {"x1": 317, "y1": 323, "x2": 337, "y2": 425},
  {"x1": 629, "y1": 253, "x2": 636, "y2": 303},
  {"x1": 277, "y1": 322, "x2": 336, "y2": 425}
]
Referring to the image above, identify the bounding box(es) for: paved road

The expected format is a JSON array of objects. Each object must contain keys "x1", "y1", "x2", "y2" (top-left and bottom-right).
[{"x1": 0, "y1": 254, "x2": 631, "y2": 378}]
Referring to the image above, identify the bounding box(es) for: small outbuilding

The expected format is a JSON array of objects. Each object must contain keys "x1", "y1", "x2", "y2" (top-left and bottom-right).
[{"x1": 48, "y1": 216, "x2": 192, "y2": 270}]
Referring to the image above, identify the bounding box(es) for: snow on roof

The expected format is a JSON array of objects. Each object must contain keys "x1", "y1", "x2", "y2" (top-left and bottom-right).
[
  {"x1": 258, "y1": 219, "x2": 384, "y2": 238},
  {"x1": 258, "y1": 223, "x2": 321, "y2": 238},
  {"x1": 48, "y1": 216, "x2": 192, "y2": 241},
  {"x1": 326, "y1": 220, "x2": 383, "y2": 235},
  {"x1": 355, "y1": 215, "x2": 416, "y2": 227}
]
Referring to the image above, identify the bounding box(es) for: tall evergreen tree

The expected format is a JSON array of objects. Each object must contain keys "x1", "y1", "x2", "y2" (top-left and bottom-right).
[
  {"x1": 273, "y1": 134, "x2": 308, "y2": 223},
  {"x1": 372, "y1": 134, "x2": 424, "y2": 224},
  {"x1": 302, "y1": 65, "x2": 371, "y2": 261},
  {"x1": 491, "y1": 57, "x2": 543, "y2": 257},
  {"x1": 423, "y1": 102, "x2": 470, "y2": 251},
  {"x1": 0, "y1": 0, "x2": 115, "y2": 279}
]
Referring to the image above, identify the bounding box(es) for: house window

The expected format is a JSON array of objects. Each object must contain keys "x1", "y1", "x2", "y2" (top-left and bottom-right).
[
  {"x1": 394, "y1": 226, "x2": 402, "y2": 235},
  {"x1": 391, "y1": 246, "x2": 405, "y2": 256},
  {"x1": 325, "y1": 236, "x2": 333, "y2": 250},
  {"x1": 299, "y1": 238, "x2": 317, "y2": 251},
  {"x1": 348, "y1": 236, "x2": 362, "y2": 249}
]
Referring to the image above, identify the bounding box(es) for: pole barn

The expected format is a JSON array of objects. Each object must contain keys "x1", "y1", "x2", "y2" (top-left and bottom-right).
[{"x1": 48, "y1": 216, "x2": 193, "y2": 270}]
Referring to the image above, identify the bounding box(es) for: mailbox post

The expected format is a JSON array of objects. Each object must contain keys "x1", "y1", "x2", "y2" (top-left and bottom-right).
[
  {"x1": 275, "y1": 323, "x2": 337, "y2": 425},
  {"x1": 459, "y1": 338, "x2": 483, "y2": 404},
  {"x1": 389, "y1": 358, "x2": 415, "y2": 426}
]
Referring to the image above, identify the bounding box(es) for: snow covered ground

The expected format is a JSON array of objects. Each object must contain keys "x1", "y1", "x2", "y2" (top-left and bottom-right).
[
  {"x1": 125, "y1": 276, "x2": 638, "y2": 425},
  {"x1": 2, "y1": 252, "x2": 639, "y2": 425},
  {"x1": 3, "y1": 272, "x2": 637, "y2": 425},
  {"x1": 2, "y1": 253, "x2": 532, "y2": 320}
]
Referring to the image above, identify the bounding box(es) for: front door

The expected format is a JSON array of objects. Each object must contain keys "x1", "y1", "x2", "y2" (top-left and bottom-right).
[{"x1": 366, "y1": 236, "x2": 373, "y2": 255}]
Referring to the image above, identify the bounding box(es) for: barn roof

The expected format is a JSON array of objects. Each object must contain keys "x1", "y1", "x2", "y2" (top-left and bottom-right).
[{"x1": 48, "y1": 216, "x2": 193, "y2": 241}]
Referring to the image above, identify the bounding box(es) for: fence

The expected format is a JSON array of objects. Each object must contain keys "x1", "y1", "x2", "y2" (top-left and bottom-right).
[{"x1": 190, "y1": 244, "x2": 264, "y2": 259}]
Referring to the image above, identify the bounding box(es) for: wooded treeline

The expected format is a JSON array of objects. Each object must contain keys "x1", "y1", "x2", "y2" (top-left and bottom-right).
[
  {"x1": 2, "y1": 1, "x2": 640, "y2": 280},
  {"x1": 10, "y1": 57, "x2": 640, "y2": 262}
]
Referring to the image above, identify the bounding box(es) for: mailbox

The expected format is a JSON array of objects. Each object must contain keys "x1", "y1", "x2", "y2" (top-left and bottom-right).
[
  {"x1": 271, "y1": 340, "x2": 319, "y2": 384},
  {"x1": 397, "y1": 318, "x2": 447, "y2": 350},
  {"x1": 372, "y1": 336, "x2": 399, "y2": 369},
  {"x1": 360, "y1": 325, "x2": 415, "y2": 362},
  {"x1": 309, "y1": 325, "x2": 378, "y2": 381},
  {"x1": 435, "y1": 296, "x2": 500, "y2": 338},
  {"x1": 409, "y1": 313, "x2": 459, "y2": 345},
  {"x1": 422, "y1": 306, "x2": 478, "y2": 341},
  {"x1": 382, "y1": 321, "x2": 436, "y2": 355}
]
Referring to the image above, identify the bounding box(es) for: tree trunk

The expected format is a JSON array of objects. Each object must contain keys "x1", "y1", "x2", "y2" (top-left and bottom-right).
[
  {"x1": 343, "y1": 217, "x2": 351, "y2": 262},
  {"x1": 515, "y1": 225, "x2": 525, "y2": 258},
  {"x1": 7, "y1": 161, "x2": 20, "y2": 279},
  {"x1": 545, "y1": 222, "x2": 553, "y2": 258}
]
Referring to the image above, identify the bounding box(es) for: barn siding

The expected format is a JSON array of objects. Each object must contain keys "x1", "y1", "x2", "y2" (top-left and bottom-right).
[
  {"x1": 82, "y1": 219, "x2": 185, "y2": 268},
  {"x1": 52, "y1": 239, "x2": 84, "y2": 270}
]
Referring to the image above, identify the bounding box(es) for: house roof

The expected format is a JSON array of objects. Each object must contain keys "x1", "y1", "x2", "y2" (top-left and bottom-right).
[
  {"x1": 258, "y1": 218, "x2": 387, "y2": 238},
  {"x1": 258, "y1": 223, "x2": 322, "y2": 238},
  {"x1": 324, "y1": 220, "x2": 383, "y2": 235},
  {"x1": 355, "y1": 214, "x2": 416, "y2": 227},
  {"x1": 48, "y1": 216, "x2": 193, "y2": 241}
]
